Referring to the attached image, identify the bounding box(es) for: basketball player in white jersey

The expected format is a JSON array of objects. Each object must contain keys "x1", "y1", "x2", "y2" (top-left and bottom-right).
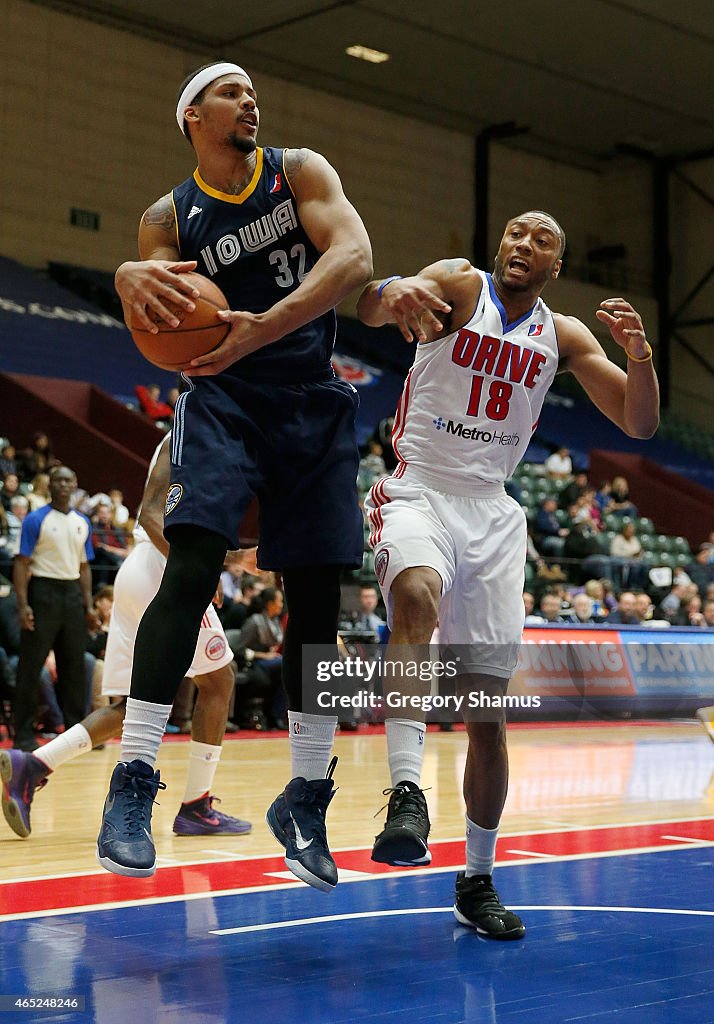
[
  {"x1": 358, "y1": 210, "x2": 659, "y2": 938},
  {"x1": 1, "y1": 434, "x2": 253, "y2": 850}
]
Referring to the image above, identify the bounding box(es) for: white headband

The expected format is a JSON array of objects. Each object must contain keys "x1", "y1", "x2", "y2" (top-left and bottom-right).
[{"x1": 176, "y1": 62, "x2": 253, "y2": 133}]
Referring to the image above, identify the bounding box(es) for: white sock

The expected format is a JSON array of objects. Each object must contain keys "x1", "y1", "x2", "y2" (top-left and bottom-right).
[
  {"x1": 385, "y1": 718, "x2": 426, "y2": 787},
  {"x1": 182, "y1": 741, "x2": 221, "y2": 803},
  {"x1": 288, "y1": 711, "x2": 337, "y2": 781},
  {"x1": 465, "y1": 815, "x2": 499, "y2": 876},
  {"x1": 33, "y1": 724, "x2": 92, "y2": 772},
  {"x1": 121, "y1": 697, "x2": 173, "y2": 767}
]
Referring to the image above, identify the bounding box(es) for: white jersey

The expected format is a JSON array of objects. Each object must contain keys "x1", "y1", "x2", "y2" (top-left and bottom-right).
[
  {"x1": 391, "y1": 270, "x2": 559, "y2": 494},
  {"x1": 132, "y1": 433, "x2": 171, "y2": 545}
]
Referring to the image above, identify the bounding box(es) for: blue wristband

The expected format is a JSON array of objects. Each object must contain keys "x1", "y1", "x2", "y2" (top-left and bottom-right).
[{"x1": 377, "y1": 275, "x2": 403, "y2": 298}]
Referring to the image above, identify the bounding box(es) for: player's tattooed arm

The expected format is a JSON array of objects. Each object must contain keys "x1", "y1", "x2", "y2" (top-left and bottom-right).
[
  {"x1": 284, "y1": 148, "x2": 311, "y2": 186},
  {"x1": 141, "y1": 194, "x2": 176, "y2": 233},
  {"x1": 442, "y1": 258, "x2": 469, "y2": 274},
  {"x1": 116, "y1": 193, "x2": 198, "y2": 332}
]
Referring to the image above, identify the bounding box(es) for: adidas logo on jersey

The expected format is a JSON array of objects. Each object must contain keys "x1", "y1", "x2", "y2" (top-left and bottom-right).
[
  {"x1": 188, "y1": 206, "x2": 203, "y2": 219},
  {"x1": 432, "y1": 417, "x2": 520, "y2": 446}
]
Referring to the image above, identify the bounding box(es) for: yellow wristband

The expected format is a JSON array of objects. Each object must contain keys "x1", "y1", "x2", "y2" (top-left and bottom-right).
[{"x1": 626, "y1": 340, "x2": 652, "y2": 363}]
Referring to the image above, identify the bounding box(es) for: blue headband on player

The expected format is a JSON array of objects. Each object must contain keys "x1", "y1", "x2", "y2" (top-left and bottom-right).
[{"x1": 176, "y1": 62, "x2": 254, "y2": 133}]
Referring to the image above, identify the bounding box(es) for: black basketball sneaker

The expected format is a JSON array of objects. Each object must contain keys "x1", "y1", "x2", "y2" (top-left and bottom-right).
[{"x1": 371, "y1": 780, "x2": 431, "y2": 866}]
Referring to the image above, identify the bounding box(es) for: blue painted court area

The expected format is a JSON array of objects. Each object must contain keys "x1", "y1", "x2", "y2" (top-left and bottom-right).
[{"x1": 2, "y1": 850, "x2": 713, "y2": 1024}]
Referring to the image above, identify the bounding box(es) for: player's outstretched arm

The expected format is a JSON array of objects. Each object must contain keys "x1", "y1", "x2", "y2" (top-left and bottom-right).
[
  {"x1": 115, "y1": 194, "x2": 199, "y2": 333},
  {"x1": 557, "y1": 298, "x2": 659, "y2": 439},
  {"x1": 187, "y1": 149, "x2": 372, "y2": 375},
  {"x1": 358, "y1": 259, "x2": 479, "y2": 343}
]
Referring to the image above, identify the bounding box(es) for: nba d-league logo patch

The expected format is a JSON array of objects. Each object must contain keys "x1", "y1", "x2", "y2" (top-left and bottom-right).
[
  {"x1": 374, "y1": 548, "x2": 390, "y2": 585},
  {"x1": 165, "y1": 483, "x2": 183, "y2": 515},
  {"x1": 205, "y1": 635, "x2": 227, "y2": 660}
]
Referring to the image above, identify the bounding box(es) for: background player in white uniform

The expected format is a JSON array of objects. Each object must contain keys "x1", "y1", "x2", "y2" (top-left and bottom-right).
[
  {"x1": 1, "y1": 435, "x2": 252, "y2": 845},
  {"x1": 358, "y1": 210, "x2": 659, "y2": 938}
]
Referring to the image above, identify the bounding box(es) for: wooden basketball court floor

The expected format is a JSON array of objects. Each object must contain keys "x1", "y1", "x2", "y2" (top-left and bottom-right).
[{"x1": 2, "y1": 720, "x2": 713, "y2": 1023}]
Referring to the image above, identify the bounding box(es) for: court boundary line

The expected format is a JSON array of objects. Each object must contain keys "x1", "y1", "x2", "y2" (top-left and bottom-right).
[
  {"x1": 0, "y1": 841, "x2": 711, "y2": 925},
  {"x1": 4, "y1": 813, "x2": 712, "y2": 887},
  {"x1": 211, "y1": 903, "x2": 714, "y2": 936}
]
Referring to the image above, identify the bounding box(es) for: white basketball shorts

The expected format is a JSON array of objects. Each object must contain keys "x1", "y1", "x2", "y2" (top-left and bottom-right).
[
  {"x1": 102, "y1": 539, "x2": 233, "y2": 697},
  {"x1": 365, "y1": 469, "x2": 527, "y2": 678}
]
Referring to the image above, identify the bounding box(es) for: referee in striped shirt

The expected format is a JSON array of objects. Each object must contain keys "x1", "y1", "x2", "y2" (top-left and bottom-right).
[{"x1": 12, "y1": 466, "x2": 98, "y2": 751}]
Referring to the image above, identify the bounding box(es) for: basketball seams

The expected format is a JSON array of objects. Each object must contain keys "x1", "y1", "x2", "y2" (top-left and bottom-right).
[
  {"x1": 131, "y1": 321, "x2": 229, "y2": 336},
  {"x1": 128, "y1": 271, "x2": 229, "y2": 367}
]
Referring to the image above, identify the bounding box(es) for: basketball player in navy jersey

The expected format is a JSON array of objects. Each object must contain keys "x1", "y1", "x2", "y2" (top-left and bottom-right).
[
  {"x1": 98, "y1": 62, "x2": 372, "y2": 885},
  {"x1": 358, "y1": 211, "x2": 659, "y2": 937}
]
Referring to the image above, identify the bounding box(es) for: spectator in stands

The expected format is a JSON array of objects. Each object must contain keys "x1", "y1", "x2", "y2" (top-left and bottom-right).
[
  {"x1": 607, "y1": 591, "x2": 639, "y2": 625},
  {"x1": 135, "y1": 383, "x2": 174, "y2": 425},
  {"x1": 0, "y1": 570, "x2": 20, "y2": 700},
  {"x1": 375, "y1": 416, "x2": 397, "y2": 471},
  {"x1": 594, "y1": 480, "x2": 612, "y2": 512},
  {"x1": 1, "y1": 472, "x2": 21, "y2": 512},
  {"x1": 354, "y1": 584, "x2": 386, "y2": 632},
  {"x1": 504, "y1": 476, "x2": 523, "y2": 505},
  {"x1": 634, "y1": 592, "x2": 654, "y2": 623},
  {"x1": 656, "y1": 581, "x2": 687, "y2": 623},
  {"x1": 0, "y1": 506, "x2": 12, "y2": 578},
  {"x1": 222, "y1": 576, "x2": 262, "y2": 631},
  {"x1": 5, "y1": 496, "x2": 28, "y2": 557},
  {"x1": 359, "y1": 439, "x2": 387, "y2": 481},
  {"x1": 565, "y1": 593, "x2": 604, "y2": 624},
  {"x1": 569, "y1": 490, "x2": 601, "y2": 530},
  {"x1": 706, "y1": 583, "x2": 714, "y2": 604},
  {"x1": 559, "y1": 471, "x2": 589, "y2": 510},
  {"x1": 166, "y1": 387, "x2": 180, "y2": 412},
  {"x1": 606, "y1": 476, "x2": 638, "y2": 518},
  {"x1": 581, "y1": 488, "x2": 602, "y2": 530},
  {"x1": 27, "y1": 473, "x2": 50, "y2": 511},
  {"x1": 231, "y1": 587, "x2": 286, "y2": 729},
  {"x1": 703, "y1": 600, "x2": 714, "y2": 628},
  {"x1": 108, "y1": 488, "x2": 130, "y2": 527},
  {"x1": 538, "y1": 593, "x2": 565, "y2": 623},
  {"x1": 12, "y1": 466, "x2": 98, "y2": 751},
  {"x1": 91, "y1": 498, "x2": 130, "y2": 584},
  {"x1": 685, "y1": 594, "x2": 705, "y2": 627},
  {"x1": 584, "y1": 579, "x2": 608, "y2": 619},
  {"x1": 535, "y1": 497, "x2": 569, "y2": 555},
  {"x1": 87, "y1": 584, "x2": 114, "y2": 711},
  {"x1": 687, "y1": 544, "x2": 714, "y2": 595},
  {"x1": 0, "y1": 442, "x2": 18, "y2": 479},
  {"x1": 18, "y1": 431, "x2": 59, "y2": 481},
  {"x1": 610, "y1": 521, "x2": 648, "y2": 590},
  {"x1": 563, "y1": 521, "x2": 609, "y2": 583},
  {"x1": 220, "y1": 550, "x2": 249, "y2": 603},
  {"x1": 523, "y1": 592, "x2": 536, "y2": 618},
  {"x1": 544, "y1": 446, "x2": 572, "y2": 480},
  {"x1": 600, "y1": 578, "x2": 618, "y2": 612}
]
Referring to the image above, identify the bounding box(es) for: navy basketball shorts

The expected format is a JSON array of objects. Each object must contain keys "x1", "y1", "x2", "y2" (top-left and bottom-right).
[{"x1": 165, "y1": 372, "x2": 364, "y2": 570}]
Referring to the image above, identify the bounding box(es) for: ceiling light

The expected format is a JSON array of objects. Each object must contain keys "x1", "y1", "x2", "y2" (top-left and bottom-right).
[{"x1": 346, "y1": 44, "x2": 390, "y2": 64}]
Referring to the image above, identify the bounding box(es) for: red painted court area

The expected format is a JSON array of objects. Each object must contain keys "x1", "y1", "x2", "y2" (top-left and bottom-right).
[{"x1": 3, "y1": 816, "x2": 712, "y2": 919}]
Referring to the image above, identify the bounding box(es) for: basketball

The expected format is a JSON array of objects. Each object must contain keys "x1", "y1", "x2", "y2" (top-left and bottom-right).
[{"x1": 129, "y1": 272, "x2": 230, "y2": 371}]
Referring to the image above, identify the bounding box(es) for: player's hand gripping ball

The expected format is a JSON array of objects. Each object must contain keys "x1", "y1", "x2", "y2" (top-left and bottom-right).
[{"x1": 129, "y1": 272, "x2": 229, "y2": 371}]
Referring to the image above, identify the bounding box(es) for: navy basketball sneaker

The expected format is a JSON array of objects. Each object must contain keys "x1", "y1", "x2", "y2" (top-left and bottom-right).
[
  {"x1": 371, "y1": 780, "x2": 431, "y2": 866},
  {"x1": 266, "y1": 756, "x2": 338, "y2": 892},
  {"x1": 454, "y1": 872, "x2": 526, "y2": 940},
  {"x1": 97, "y1": 760, "x2": 166, "y2": 877},
  {"x1": 0, "y1": 749, "x2": 50, "y2": 838}
]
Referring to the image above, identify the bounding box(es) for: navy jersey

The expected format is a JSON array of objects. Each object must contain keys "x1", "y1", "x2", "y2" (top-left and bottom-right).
[{"x1": 172, "y1": 147, "x2": 336, "y2": 384}]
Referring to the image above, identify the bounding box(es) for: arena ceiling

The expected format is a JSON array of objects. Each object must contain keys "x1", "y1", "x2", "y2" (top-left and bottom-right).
[{"x1": 32, "y1": 0, "x2": 714, "y2": 168}]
